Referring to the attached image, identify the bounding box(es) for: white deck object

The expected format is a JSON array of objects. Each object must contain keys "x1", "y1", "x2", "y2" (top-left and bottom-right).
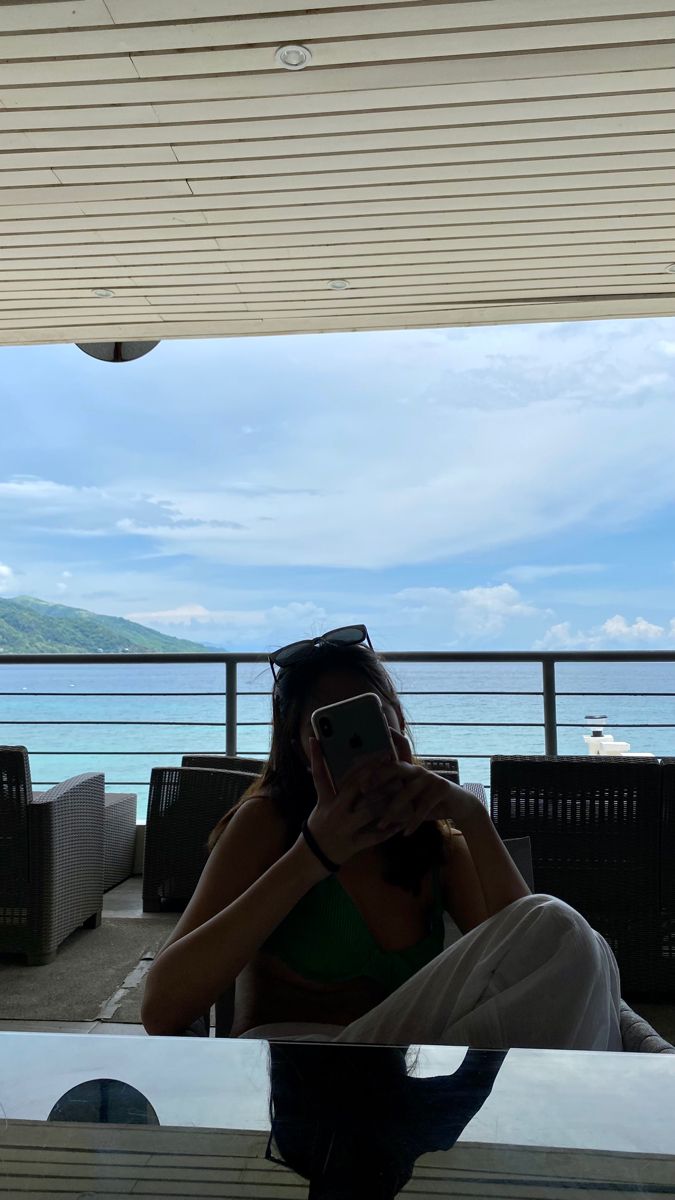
[{"x1": 1, "y1": 2, "x2": 674, "y2": 345}]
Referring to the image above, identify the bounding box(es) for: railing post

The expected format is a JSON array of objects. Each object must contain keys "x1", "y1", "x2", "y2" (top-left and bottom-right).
[
  {"x1": 226, "y1": 659, "x2": 238, "y2": 756},
  {"x1": 542, "y1": 658, "x2": 558, "y2": 755}
]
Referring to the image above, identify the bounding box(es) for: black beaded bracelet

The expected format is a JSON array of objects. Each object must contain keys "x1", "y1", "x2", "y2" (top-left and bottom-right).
[{"x1": 301, "y1": 818, "x2": 340, "y2": 873}]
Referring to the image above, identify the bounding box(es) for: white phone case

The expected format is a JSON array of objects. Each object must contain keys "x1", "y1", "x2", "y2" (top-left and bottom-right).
[{"x1": 311, "y1": 691, "x2": 396, "y2": 791}]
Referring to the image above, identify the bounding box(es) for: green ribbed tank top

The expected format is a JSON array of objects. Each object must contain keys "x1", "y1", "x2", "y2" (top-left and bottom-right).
[{"x1": 261, "y1": 863, "x2": 446, "y2": 995}]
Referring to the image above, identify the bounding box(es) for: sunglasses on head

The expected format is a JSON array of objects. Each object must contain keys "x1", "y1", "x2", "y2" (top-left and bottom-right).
[{"x1": 269, "y1": 624, "x2": 372, "y2": 680}]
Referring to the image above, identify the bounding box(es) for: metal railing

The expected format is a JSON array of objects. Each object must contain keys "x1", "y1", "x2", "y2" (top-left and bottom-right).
[{"x1": 2, "y1": 650, "x2": 675, "y2": 800}]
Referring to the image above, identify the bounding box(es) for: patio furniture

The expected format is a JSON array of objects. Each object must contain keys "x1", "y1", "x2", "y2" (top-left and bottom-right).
[
  {"x1": 182, "y1": 754, "x2": 264, "y2": 775},
  {"x1": 0, "y1": 746, "x2": 104, "y2": 966},
  {"x1": 489, "y1": 755, "x2": 664, "y2": 997},
  {"x1": 657, "y1": 758, "x2": 675, "y2": 987},
  {"x1": 143, "y1": 766, "x2": 257, "y2": 912},
  {"x1": 420, "y1": 756, "x2": 460, "y2": 783},
  {"x1": 104, "y1": 792, "x2": 137, "y2": 892}
]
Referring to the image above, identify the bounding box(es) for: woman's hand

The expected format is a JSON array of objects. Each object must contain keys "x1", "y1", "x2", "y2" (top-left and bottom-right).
[
  {"x1": 305, "y1": 737, "x2": 414, "y2": 867},
  {"x1": 357, "y1": 729, "x2": 483, "y2": 836}
]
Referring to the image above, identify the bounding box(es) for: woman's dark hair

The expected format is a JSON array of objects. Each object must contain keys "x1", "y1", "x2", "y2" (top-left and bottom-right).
[{"x1": 207, "y1": 641, "x2": 458, "y2": 893}]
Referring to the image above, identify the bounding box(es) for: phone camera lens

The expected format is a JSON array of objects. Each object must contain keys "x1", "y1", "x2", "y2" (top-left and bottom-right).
[{"x1": 319, "y1": 717, "x2": 332, "y2": 737}]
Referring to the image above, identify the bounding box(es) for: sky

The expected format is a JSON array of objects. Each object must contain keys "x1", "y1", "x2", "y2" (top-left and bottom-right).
[{"x1": 1, "y1": 314, "x2": 675, "y2": 652}]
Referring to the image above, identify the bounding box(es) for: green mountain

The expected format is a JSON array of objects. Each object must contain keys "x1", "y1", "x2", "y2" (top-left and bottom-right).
[{"x1": 0, "y1": 596, "x2": 210, "y2": 654}]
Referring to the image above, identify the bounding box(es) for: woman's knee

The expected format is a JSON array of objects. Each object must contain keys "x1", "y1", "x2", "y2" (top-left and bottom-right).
[{"x1": 512, "y1": 892, "x2": 596, "y2": 943}]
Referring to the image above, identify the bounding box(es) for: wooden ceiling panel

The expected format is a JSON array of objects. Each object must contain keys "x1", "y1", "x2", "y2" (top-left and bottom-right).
[{"x1": 1, "y1": 1, "x2": 674, "y2": 345}]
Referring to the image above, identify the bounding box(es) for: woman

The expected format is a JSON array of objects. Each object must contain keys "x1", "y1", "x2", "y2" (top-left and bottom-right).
[{"x1": 142, "y1": 625, "x2": 622, "y2": 1049}]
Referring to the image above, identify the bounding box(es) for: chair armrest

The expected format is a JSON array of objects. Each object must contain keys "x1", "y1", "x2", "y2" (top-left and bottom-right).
[
  {"x1": 32, "y1": 772, "x2": 105, "y2": 810},
  {"x1": 27, "y1": 773, "x2": 104, "y2": 936},
  {"x1": 620, "y1": 1001, "x2": 675, "y2": 1053}
]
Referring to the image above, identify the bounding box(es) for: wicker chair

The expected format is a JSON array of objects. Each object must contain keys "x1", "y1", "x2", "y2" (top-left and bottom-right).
[
  {"x1": 490, "y1": 755, "x2": 665, "y2": 997},
  {"x1": 0, "y1": 746, "x2": 104, "y2": 965},
  {"x1": 182, "y1": 754, "x2": 265, "y2": 775},
  {"x1": 143, "y1": 766, "x2": 257, "y2": 912},
  {"x1": 419, "y1": 756, "x2": 460, "y2": 783}
]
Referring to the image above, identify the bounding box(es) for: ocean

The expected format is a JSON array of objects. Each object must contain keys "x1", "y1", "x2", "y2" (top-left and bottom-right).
[{"x1": 1, "y1": 658, "x2": 674, "y2": 821}]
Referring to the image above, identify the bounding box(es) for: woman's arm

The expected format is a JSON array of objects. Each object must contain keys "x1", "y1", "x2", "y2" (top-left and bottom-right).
[
  {"x1": 141, "y1": 800, "x2": 330, "y2": 1036},
  {"x1": 455, "y1": 803, "x2": 531, "y2": 919}
]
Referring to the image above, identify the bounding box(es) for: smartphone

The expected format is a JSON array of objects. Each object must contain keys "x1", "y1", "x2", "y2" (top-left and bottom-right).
[{"x1": 311, "y1": 691, "x2": 397, "y2": 791}]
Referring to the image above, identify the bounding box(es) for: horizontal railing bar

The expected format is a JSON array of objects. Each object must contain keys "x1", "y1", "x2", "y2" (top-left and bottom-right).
[
  {"x1": 558, "y1": 722, "x2": 675, "y2": 728},
  {"x1": 399, "y1": 690, "x2": 542, "y2": 696},
  {"x1": 0, "y1": 692, "x2": 229, "y2": 698},
  {"x1": 35, "y1": 781, "x2": 152, "y2": 787},
  {"x1": 407, "y1": 721, "x2": 544, "y2": 727},
  {"x1": 0, "y1": 690, "x2": 541, "y2": 700},
  {"x1": 0, "y1": 721, "x2": 230, "y2": 726},
  {"x1": 556, "y1": 692, "x2": 675, "y2": 697},
  {"x1": 0, "y1": 719, "x2": 543, "y2": 729},
  {"x1": 5, "y1": 650, "x2": 675, "y2": 664},
  {"x1": 231, "y1": 751, "x2": 493, "y2": 758},
  {"x1": 234, "y1": 689, "x2": 544, "y2": 697},
  {"x1": 24, "y1": 750, "x2": 235, "y2": 756},
  {"x1": 1, "y1": 688, "x2": 671, "y2": 699}
]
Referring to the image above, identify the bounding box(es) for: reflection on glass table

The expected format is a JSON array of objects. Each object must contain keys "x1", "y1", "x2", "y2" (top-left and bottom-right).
[{"x1": 1, "y1": 1031, "x2": 674, "y2": 1198}]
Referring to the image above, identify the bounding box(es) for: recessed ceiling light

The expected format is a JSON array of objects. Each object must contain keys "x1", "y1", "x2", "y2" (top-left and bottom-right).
[
  {"x1": 92, "y1": 287, "x2": 114, "y2": 297},
  {"x1": 328, "y1": 279, "x2": 350, "y2": 290},
  {"x1": 275, "y1": 44, "x2": 312, "y2": 70},
  {"x1": 665, "y1": 264, "x2": 675, "y2": 274}
]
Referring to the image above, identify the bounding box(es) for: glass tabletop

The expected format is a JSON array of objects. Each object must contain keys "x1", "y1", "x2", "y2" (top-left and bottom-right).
[{"x1": 1, "y1": 1031, "x2": 674, "y2": 1198}]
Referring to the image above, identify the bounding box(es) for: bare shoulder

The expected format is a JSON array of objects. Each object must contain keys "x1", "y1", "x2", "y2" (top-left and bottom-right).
[
  {"x1": 439, "y1": 826, "x2": 489, "y2": 935},
  {"x1": 211, "y1": 788, "x2": 289, "y2": 870},
  {"x1": 155, "y1": 789, "x2": 289, "y2": 959}
]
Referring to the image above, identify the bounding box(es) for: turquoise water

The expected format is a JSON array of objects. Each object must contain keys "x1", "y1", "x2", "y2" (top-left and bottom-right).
[{"x1": 1, "y1": 659, "x2": 674, "y2": 821}]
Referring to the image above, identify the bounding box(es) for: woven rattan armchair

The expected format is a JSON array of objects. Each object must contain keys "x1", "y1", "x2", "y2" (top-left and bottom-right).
[
  {"x1": 419, "y1": 756, "x2": 460, "y2": 783},
  {"x1": 490, "y1": 755, "x2": 664, "y2": 997},
  {"x1": 143, "y1": 766, "x2": 257, "y2": 912},
  {"x1": 182, "y1": 754, "x2": 265, "y2": 775},
  {"x1": 0, "y1": 746, "x2": 104, "y2": 965},
  {"x1": 657, "y1": 759, "x2": 675, "y2": 985}
]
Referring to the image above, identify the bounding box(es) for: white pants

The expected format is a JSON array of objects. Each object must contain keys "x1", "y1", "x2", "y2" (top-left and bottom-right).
[{"x1": 239, "y1": 893, "x2": 623, "y2": 1051}]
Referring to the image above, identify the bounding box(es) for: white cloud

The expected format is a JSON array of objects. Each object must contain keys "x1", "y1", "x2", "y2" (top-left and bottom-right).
[
  {"x1": 5, "y1": 317, "x2": 675, "y2": 577},
  {"x1": 124, "y1": 600, "x2": 327, "y2": 646},
  {"x1": 395, "y1": 583, "x2": 545, "y2": 637},
  {"x1": 659, "y1": 341, "x2": 675, "y2": 356},
  {"x1": 601, "y1": 614, "x2": 664, "y2": 640},
  {"x1": 126, "y1": 603, "x2": 223, "y2": 626},
  {"x1": 0, "y1": 562, "x2": 15, "y2": 594},
  {"x1": 616, "y1": 372, "x2": 669, "y2": 397},
  {"x1": 503, "y1": 563, "x2": 605, "y2": 583},
  {"x1": 535, "y1": 613, "x2": 671, "y2": 650}
]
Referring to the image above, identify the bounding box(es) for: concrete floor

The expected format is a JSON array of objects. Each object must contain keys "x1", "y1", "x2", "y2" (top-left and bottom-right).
[{"x1": 0, "y1": 876, "x2": 150, "y2": 1037}]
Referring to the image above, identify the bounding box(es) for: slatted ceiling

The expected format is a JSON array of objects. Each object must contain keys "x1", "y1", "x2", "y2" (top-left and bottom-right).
[
  {"x1": 40, "y1": 151, "x2": 675, "y2": 187},
  {"x1": 0, "y1": 1, "x2": 114, "y2": 31},
  {"x1": 0, "y1": 90, "x2": 670, "y2": 141},
  {"x1": 0, "y1": 56, "x2": 140, "y2": 87},
  {"x1": 3, "y1": 6, "x2": 673, "y2": 63},
  {"x1": 171, "y1": 137, "x2": 675, "y2": 175},
  {"x1": 13, "y1": 108, "x2": 675, "y2": 152},
  {"x1": 3, "y1": 242, "x2": 673, "y2": 269},
  {"x1": 3, "y1": 55, "x2": 674, "y2": 122},
  {"x1": 4, "y1": 292, "x2": 675, "y2": 344},
  {"x1": 1, "y1": 3, "x2": 674, "y2": 348}
]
